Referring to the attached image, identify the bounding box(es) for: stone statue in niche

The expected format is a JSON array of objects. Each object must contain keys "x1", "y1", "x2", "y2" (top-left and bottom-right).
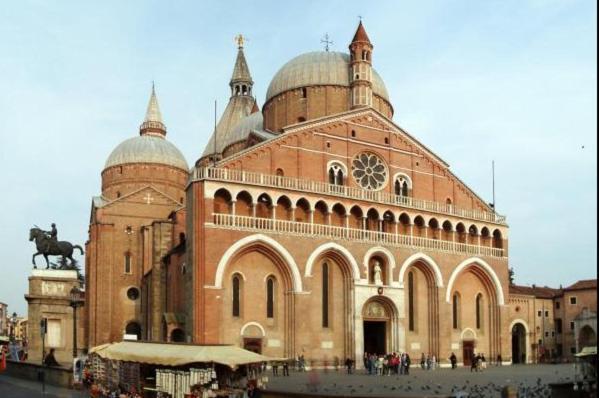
[{"x1": 372, "y1": 260, "x2": 383, "y2": 286}]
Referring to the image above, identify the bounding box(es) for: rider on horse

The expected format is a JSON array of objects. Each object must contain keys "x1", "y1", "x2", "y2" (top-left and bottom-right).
[{"x1": 45, "y1": 223, "x2": 58, "y2": 252}]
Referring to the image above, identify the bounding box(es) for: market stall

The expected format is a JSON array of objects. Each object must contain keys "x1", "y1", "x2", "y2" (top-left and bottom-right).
[{"x1": 88, "y1": 341, "x2": 277, "y2": 397}]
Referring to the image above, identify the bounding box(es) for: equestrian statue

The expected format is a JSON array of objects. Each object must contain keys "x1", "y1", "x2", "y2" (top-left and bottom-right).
[{"x1": 29, "y1": 223, "x2": 84, "y2": 270}]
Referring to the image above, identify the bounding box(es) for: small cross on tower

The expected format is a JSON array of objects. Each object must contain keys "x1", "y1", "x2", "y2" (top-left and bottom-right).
[{"x1": 143, "y1": 192, "x2": 154, "y2": 205}]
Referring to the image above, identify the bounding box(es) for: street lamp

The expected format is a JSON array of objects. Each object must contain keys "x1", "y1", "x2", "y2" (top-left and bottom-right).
[
  {"x1": 69, "y1": 286, "x2": 83, "y2": 359},
  {"x1": 9, "y1": 312, "x2": 17, "y2": 342}
]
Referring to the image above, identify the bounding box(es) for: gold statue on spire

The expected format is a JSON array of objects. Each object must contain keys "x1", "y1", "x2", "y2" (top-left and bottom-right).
[{"x1": 235, "y1": 34, "x2": 245, "y2": 49}]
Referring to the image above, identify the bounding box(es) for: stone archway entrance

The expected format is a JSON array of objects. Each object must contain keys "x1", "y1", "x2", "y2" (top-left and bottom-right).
[
  {"x1": 362, "y1": 299, "x2": 392, "y2": 356},
  {"x1": 512, "y1": 323, "x2": 527, "y2": 364},
  {"x1": 579, "y1": 325, "x2": 597, "y2": 349}
]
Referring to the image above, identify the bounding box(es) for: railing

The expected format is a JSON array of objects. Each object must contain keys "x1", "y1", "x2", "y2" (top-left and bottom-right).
[
  {"x1": 210, "y1": 213, "x2": 506, "y2": 258},
  {"x1": 191, "y1": 167, "x2": 507, "y2": 225}
]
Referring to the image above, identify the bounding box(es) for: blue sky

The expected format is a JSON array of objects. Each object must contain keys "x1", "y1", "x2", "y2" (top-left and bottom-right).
[{"x1": 0, "y1": 1, "x2": 596, "y2": 315}]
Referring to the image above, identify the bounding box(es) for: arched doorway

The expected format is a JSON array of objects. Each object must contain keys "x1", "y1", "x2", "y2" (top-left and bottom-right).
[
  {"x1": 579, "y1": 325, "x2": 597, "y2": 349},
  {"x1": 241, "y1": 323, "x2": 265, "y2": 354},
  {"x1": 362, "y1": 299, "x2": 394, "y2": 356},
  {"x1": 125, "y1": 321, "x2": 142, "y2": 340},
  {"x1": 512, "y1": 323, "x2": 527, "y2": 364},
  {"x1": 171, "y1": 328, "x2": 185, "y2": 342}
]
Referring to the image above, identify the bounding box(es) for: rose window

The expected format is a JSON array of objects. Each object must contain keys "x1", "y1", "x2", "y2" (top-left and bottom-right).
[{"x1": 351, "y1": 152, "x2": 387, "y2": 190}]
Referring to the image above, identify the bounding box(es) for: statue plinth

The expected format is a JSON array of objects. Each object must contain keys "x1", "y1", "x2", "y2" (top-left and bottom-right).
[{"x1": 25, "y1": 268, "x2": 83, "y2": 366}]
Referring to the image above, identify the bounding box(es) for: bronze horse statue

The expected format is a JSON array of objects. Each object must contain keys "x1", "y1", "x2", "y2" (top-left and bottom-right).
[{"x1": 29, "y1": 227, "x2": 84, "y2": 269}]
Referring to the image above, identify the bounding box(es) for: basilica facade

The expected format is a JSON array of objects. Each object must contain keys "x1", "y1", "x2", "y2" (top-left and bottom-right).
[{"x1": 84, "y1": 23, "x2": 596, "y2": 366}]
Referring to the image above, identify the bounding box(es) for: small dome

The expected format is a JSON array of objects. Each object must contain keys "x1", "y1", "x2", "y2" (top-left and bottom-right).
[
  {"x1": 265, "y1": 51, "x2": 389, "y2": 103},
  {"x1": 105, "y1": 135, "x2": 188, "y2": 171}
]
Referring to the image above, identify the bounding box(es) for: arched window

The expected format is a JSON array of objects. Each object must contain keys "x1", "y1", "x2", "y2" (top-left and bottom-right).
[
  {"x1": 328, "y1": 162, "x2": 346, "y2": 186},
  {"x1": 476, "y1": 294, "x2": 483, "y2": 329},
  {"x1": 452, "y1": 293, "x2": 460, "y2": 329},
  {"x1": 394, "y1": 174, "x2": 411, "y2": 197},
  {"x1": 322, "y1": 263, "x2": 329, "y2": 328},
  {"x1": 408, "y1": 271, "x2": 415, "y2": 331},
  {"x1": 232, "y1": 275, "x2": 241, "y2": 317},
  {"x1": 266, "y1": 277, "x2": 275, "y2": 318},
  {"x1": 301, "y1": 87, "x2": 307, "y2": 98}
]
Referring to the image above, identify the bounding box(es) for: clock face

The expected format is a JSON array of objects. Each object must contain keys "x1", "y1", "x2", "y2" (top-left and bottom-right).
[{"x1": 351, "y1": 152, "x2": 388, "y2": 191}]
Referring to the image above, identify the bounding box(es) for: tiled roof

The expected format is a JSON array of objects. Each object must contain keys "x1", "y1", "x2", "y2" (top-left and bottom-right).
[
  {"x1": 564, "y1": 279, "x2": 597, "y2": 291},
  {"x1": 509, "y1": 284, "x2": 562, "y2": 299},
  {"x1": 352, "y1": 21, "x2": 371, "y2": 43}
]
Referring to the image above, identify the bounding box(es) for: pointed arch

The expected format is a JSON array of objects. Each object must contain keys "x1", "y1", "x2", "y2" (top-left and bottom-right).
[
  {"x1": 211, "y1": 234, "x2": 303, "y2": 292},
  {"x1": 305, "y1": 242, "x2": 360, "y2": 282},
  {"x1": 445, "y1": 257, "x2": 505, "y2": 305},
  {"x1": 398, "y1": 253, "x2": 444, "y2": 288}
]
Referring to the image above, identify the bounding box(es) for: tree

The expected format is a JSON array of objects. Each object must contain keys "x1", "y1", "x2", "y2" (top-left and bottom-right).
[{"x1": 508, "y1": 267, "x2": 515, "y2": 285}]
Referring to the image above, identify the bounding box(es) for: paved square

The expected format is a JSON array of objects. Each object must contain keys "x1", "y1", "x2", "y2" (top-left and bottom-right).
[{"x1": 265, "y1": 364, "x2": 577, "y2": 397}]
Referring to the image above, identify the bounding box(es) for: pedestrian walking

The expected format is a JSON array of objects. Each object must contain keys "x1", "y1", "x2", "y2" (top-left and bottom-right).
[
  {"x1": 449, "y1": 352, "x2": 457, "y2": 369},
  {"x1": 420, "y1": 353, "x2": 426, "y2": 369},
  {"x1": 282, "y1": 360, "x2": 289, "y2": 376},
  {"x1": 345, "y1": 357, "x2": 353, "y2": 374}
]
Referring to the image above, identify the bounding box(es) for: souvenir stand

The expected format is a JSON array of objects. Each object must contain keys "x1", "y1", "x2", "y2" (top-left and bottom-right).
[{"x1": 88, "y1": 341, "x2": 274, "y2": 398}]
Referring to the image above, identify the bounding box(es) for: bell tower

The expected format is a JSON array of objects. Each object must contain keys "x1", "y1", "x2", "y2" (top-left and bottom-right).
[
  {"x1": 349, "y1": 21, "x2": 373, "y2": 109},
  {"x1": 230, "y1": 34, "x2": 253, "y2": 98}
]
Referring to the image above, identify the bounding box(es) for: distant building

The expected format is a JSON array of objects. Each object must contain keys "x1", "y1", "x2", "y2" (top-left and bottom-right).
[
  {"x1": 0, "y1": 302, "x2": 7, "y2": 336},
  {"x1": 508, "y1": 279, "x2": 597, "y2": 362},
  {"x1": 15, "y1": 317, "x2": 27, "y2": 343}
]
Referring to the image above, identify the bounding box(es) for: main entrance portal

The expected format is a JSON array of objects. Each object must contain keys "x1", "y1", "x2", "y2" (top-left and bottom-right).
[
  {"x1": 362, "y1": 298, "x2": 394, "y2": 356},
  {"x1": 364, "y1": 321, "x2": 386, "y2": 355},
  {"x1": 463, "y1": 340, "x2": 474, "y2": 366}
]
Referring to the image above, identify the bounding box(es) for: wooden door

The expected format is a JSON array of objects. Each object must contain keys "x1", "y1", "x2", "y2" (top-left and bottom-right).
[
  {"x1": 243, "y1": 338, "x2": 262, "y2": 354},
  {"x1": 463, "y1": 340, "x2": 474, "y2": 366}
]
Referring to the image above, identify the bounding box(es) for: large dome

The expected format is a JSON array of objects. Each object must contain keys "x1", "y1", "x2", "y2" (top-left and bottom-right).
[
  {"x1": 104, "y1": 135, "x2": 188, "y2": 171},
  {"x1": 265, "y1": 51, "x2": 389, "y2": 103}
]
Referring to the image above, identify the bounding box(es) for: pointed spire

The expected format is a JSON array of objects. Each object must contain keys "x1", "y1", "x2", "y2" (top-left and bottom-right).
[
  {"x1": 140, "y1": 83, "x2": 166, "y2": 137},
  {"x1": 351, "y1": 21, "x2": 371, "y2": 44},
  {"x1": 230, "y1": 35, "x2": 253, "y2": 97},
  {"x1": 251, "y1": 98, "x2": 259, "y2": 114}
]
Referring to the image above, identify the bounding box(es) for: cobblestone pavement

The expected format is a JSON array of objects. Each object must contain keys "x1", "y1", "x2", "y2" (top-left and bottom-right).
[
  {"x1": 0, "y1": 374, "x2": 87, "y2": 398},
  {"x1": 265, "y1": 364, "x2": 577, "y2": 397}
]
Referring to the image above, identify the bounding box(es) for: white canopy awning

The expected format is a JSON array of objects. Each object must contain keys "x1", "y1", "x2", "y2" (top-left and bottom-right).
[
  {"x1": 89, "y1": 341, "x2": 278, "y2": 368},
  {"x1": 575, "y1": 346, "x2": 597, "y2": 357}
]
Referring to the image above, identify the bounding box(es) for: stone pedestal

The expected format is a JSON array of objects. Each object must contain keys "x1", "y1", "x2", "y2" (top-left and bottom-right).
[{"x1": 25, "y1": 269, "x2": 82, "y2": 367}]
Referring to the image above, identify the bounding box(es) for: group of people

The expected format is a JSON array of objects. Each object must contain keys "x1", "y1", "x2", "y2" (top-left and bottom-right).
[
  {"x1": 362, "y1": 352, "x2": 414, "y2": 375},
  {"x1": 469, "y1": 353, "x2": 488, "y2": 372}
]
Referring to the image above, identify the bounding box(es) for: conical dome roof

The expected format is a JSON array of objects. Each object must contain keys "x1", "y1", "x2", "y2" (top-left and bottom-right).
[{"x1": 104, "y1": 85, "x2": 188, "y2": 171}]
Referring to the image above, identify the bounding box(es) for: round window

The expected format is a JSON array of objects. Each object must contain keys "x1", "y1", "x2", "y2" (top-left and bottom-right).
[
  {"x1": 351, "y1": 152, "x2": 388, "y2": 190},
  {"x1": 127, "y1": 287, "x2": 140, "y2": 300}
]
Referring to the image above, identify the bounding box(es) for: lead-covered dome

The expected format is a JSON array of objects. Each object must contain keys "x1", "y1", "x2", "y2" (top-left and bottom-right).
[
  {"x1": 104, "y1": 135, "x2": 188, "y2": 171},
  {"x1": 265, "y1": 51, "x2": 389, "y2": 103}
]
